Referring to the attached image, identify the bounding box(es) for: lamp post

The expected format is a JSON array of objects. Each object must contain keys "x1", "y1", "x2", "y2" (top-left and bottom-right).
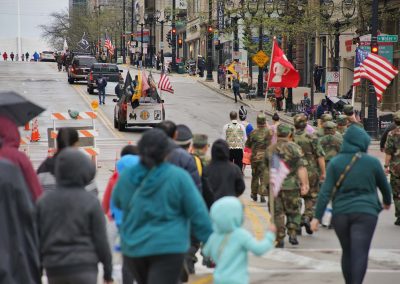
[
  {"x1": 130, "y1": 0, "x2": 135, "y2": 65},
  {"x1": 155, "y1": 9, "x2": 171, "y2": 71},
  {"x1": 135, "y1": 13, "x2": 144, "y2": 66},
  {"x1": 122, "y1": 0, "x2": 126, "y2": 64},
  {"x1": 171, "y1": 0, "x2": 177, "y2": 72},
  {"x1": 116, "y1": 21, "x2": 121, "y2": 63},
  {"x1": 225, "y1": 0, "x2": 243, "y2": 61},
  {"x1": 206, "y1": 0, "x2": 214, "y2": 81}
]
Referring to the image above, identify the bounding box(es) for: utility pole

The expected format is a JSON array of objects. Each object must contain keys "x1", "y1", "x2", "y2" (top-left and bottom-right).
[
  {"x1": 257, "y1": 24, "x2": 263, "y2": 97},
  {"x1": 122, "y1": 0, "x2": 126, "y2": 64},
  {"x1": 206, "y1": 0, "x2": 213, "y2": 81},
  {"x1": 130, "y1": 0, "x2": 134, "y2": 64},
  {"x1": 171, "y1": 0, "x2": 177, "y2": 72}
]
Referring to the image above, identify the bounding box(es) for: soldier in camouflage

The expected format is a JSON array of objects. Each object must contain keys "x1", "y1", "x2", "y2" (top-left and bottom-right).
[
  {"x1": 336, "y1": 115, "x2": 348, "y2": 134},
  {"x1": 246, "y1": 112, "x2": 272, "y2": 203},
  {"x1": 319, "y1": 121, "x2": 343, "y2": 164},
  {"x1": 384, "y1": 111, "x2": 400, "y2": 226},
  {"x1": 316, "y1": 113, "x2": 333, "y2": 138},
  {"x1": 264, "y1": 123, "x2": 309, "y2": 248},
  {"x1": 293, "y1": 114, "x2": 326, "y2": 234},
  {"x1": 191, "y1": 134, "x2": 210, "y2": 166}
]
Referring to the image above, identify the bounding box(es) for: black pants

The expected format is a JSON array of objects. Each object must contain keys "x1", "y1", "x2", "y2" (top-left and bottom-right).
[
  {"x1": 332, "y1": 213, "x2": 378, "y2": 284},
  {"x1": 124, "y1": 254, "x2": 184, "y2": 284},
  {"x1": 47, "y1": 270, "x2": 98, "y2": 284},
  {"x1": 229, "y1": 148, "x2": 243, "y2": 170},
  {"x1": 233, "y1": 89, "x2": 242, "y2": 103}
]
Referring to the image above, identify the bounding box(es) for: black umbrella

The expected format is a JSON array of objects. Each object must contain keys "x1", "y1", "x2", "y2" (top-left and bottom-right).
[{"x1": 0, "y1": 91, "x2": 45, "y2": 126}]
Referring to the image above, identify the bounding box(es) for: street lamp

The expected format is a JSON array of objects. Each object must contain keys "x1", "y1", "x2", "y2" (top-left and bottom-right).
[
  {"x1": 122, "y1": 0, "x2": 126, "y2": 64},
  {"x1": 205, "y1": 0, "x2": 214, "y2": 81},
  {"x1": 155, "y1": 9, "x2": 170, "y2": 71},
  {"x1": 225, "y1": 0, "x2": 244, "y2": 60},
  {"x1": 135, "y1": 13, "x2": 144, "y2": 65},
  {"x1": 116, "y1": 21, "x2": 121, "y2": 63}
]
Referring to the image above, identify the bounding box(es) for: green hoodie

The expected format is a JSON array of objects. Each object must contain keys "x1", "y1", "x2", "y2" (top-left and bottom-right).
[{"x1": 315, "y1": 125, "x2": 392, "y2": 220}]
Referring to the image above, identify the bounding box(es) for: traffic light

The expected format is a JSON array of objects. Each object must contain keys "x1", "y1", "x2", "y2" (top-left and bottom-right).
[
  {"x1": 207, "y1": 26, "x2": 213, "y2": 33},
  {"x1": 178, "y1": 38, "x2": 183, "y2": 48},
  {"x1": 172, "y1": 28, "x2": 176, "y2": 35},
  {"x1": 371, "y1": 42, "x2": 379, "y2": 54}
]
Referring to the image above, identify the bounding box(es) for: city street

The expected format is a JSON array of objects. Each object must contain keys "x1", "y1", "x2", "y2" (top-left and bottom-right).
[{"x1": 1, "y1": 61, "x2": 399, "y2": 283}]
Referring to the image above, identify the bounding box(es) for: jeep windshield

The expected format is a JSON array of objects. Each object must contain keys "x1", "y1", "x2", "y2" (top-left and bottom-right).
[
  {"x1": 92, "y1": 64, "x2": 119, "y2": 73},
  {"x1": 74, "y1": 57, "x2": 97, "y2": 67}
]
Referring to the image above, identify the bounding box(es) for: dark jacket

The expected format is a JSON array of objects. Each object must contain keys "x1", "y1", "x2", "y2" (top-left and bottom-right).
[
  {"x1": 167, "y1": 145, "x2": 202, "y2": 192},
  {"x1": 96, "y1": 77, "x2": 107, "y2": 90},
  {"x1": 36, "y1": 148, "x2": 112, "y2": 281},
  {"x1": 205, "y1": 139, "x2": 245, "y2": 200},
  {"x1": 0, "y1": 159, "x2": 41, "y2": 284},
  {"x1": 315, "y1": 125, "x2": 392, "y2": 221}
]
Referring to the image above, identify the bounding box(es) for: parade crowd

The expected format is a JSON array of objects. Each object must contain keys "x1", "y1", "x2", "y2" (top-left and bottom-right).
[
  {"x1": 0, "y1": 100, "x2": 399, "y2": 284},
  {"x1": 1, "y1": 51, "x2": 40, "y2": 62}
]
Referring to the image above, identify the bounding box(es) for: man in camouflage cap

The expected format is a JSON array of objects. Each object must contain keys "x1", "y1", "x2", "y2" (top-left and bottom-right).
[
  {"x1": 319, "y1": 121, "x2": 343, "y2": 164},
  {"x1": 343, "y1": 105, "x2": 363, "y2": 127},
  {"x1": 316, "y1": 113, "x2": 333, "y2": 137},
  {"x1": 293, "y1": 114, "x2": 326, "y2": 235},
  {"x1": 264, "y1": 123, "x2": 309, "y2": 247},
  {"x1": 336, "y1": 115, "x2": 348, "y2": 134},
  {"x1": 384, "y1": 111, "x2": 400, "y2": 225},
  {"x1": 246, "y1": 112, "x2": 272, "y2": 203},
  {"x1": 192, "y1": 134, "x2": 210, "y2": 166}
]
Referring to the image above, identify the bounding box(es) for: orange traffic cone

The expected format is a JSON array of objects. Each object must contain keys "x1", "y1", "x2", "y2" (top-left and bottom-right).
[
  {"x1": 30, "y1": 118, "x2": 40, "y2": 142},
  {"x1": 24, "y1": 121, "x2": 30, "y2": 131}
]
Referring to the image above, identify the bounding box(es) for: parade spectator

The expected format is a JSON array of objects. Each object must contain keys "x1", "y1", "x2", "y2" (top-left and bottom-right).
[
  {"x1": 0, "y1": 116, "x2": 42, "y2": 201},
  {"x1": 96, "y1": 75, "x2": 107, "y2": 105},
  {"x1": 314, "y1": 64, "x2": 323, "y2": 92},
  {"x1": 203, "y1": 197, "x2": 276, "y2": 284},
  {"x1": 205, "y1": 139, "x2": 245, "y2": 200},
  {"x1": 222, "y1": 111, "x2": 247, "y2": 170},
  {"x1": 2, "y1": 51, "x2": 8, "y2": 61},
  {"x1": 112, "y1": 128, "x2": 212, "y2": 284},
  {"x1": 0, "y1": 158, "x2": 41, "y2": 284},
  {"x1": 269, "y1": 112, "x2": 280, "y2": 145},
  {"x1": 232, "y1": 75, "x2": 243, "y2": 103},
  {"x1": 316, "y1": 99, "x2": 329, "y2": 120},
  {"x1": 312, "y1": 125, "x2": 392, "y2": 284},
  {"x1": 37, "y1": 148, "x2": 113, "y2": 284},
  {"x1": 10, "y1": 52, "x2": 15, "y2": 61},
  {"x1": 25, "y1": 52, "x2": 30, "y2": 61},
  {"x1": 33, "y1": 51, "x2": 39, "y2": 62},
  {"x1": 239, "y1": 106, "x2": 254, "y2": 172}
]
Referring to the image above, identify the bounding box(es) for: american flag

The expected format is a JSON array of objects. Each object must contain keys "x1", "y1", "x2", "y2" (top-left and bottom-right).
[
  {"x1": 269, "y1": 154, "x2": 290, "y2": 197},
  {"x1": 158, "y1": 71, "x2": 174, "y2": 94},
  {"x1": 353, "y1": 48, "x2": 398, "y2": 101},
  {"x1": 104, "y1": 36, "x2": 114, "y2": 55}
]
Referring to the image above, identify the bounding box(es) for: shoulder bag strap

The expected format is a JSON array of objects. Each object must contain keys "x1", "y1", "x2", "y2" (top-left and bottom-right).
[{"x1": 331, "y1": 152, "x2": 362, "y2": 200}]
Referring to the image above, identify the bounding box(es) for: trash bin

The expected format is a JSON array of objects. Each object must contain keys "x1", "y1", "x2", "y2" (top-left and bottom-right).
[{"x1": 178, "y1": 62, "x2": 185, "y2": 74}]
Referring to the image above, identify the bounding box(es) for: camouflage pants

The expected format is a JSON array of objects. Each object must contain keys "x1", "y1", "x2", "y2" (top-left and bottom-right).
[
  {"x1": 302, "y1": 175, "x2": 320, "y2": 221},
  {"x1": 274, "y1": 190, "x2": 301, "y2": 242},
  {"x1": 391, "y1": 176, "x2": 400, "y2": 218},
  {"x1": 251, "y1": 162, "x2": 266, "y2": 196}
]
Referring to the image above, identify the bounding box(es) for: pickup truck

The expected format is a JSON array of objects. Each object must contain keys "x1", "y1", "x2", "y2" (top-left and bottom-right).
[
  {"x1": 87, "y1": 63, "x2": 123, "y2": 94},
  {"x1": 68, "y1": 55, "x2": 97, "y2": 84}
]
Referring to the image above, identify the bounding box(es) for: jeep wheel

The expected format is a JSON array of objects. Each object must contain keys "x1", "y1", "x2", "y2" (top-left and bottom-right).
[{"x1": 68, "y1": 77, "x2": 74, "y2": 84}]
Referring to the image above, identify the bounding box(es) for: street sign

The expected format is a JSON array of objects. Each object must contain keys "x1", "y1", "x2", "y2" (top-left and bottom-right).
[
  {"x1": 232, "y1": 51, "x2": 241, "y2": 60},
  {"x1": 159, "y1": 42, "x2": 164, "y2": 49},
  {"x1": 327, "y1": 82, "x2": 339, "y2": 97},
  {"x1": 252, "y1": 50, "x2": 269, "y2": 68},
  {"x1": 378, "y1": 35, "x2": 398, "y2": 42},
  {"x1": 326, "y1": 71, "x2": 340, "y2": 83}
]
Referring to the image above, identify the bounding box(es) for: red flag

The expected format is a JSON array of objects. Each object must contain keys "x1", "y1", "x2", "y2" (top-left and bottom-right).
[
  {"x1": 267, "y1": 40, "x2": 300, "y2": 88},
  {"x1": 158, "y1": 71, "x2": 174, "y2": 94}
]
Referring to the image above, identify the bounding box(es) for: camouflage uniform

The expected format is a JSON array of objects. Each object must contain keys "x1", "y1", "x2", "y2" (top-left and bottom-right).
[
  {"x1": 293, "y1": 114, "x2": 325, "y2": 225},
  {"x1": 384, "y1": 111, "x2": 400, "y2": 224},
  {"x1": 319, "y1": 121, "x2": 343, "y2": 164},
  {"x1": 192, "y1": 134, "x2": 210, "y2": 167},
  {"x1": 316, "y1": 114, "x2": 342, "y2": 139},
  {"x1": 336, "y1": 115, "x2": 348, "y2": 135},
  {"x1": 264, "y1": 124, "x2": 307, "y2": 245},
  {"x1": 246, "y1": 113, "x2": 271, "y2": 201}
]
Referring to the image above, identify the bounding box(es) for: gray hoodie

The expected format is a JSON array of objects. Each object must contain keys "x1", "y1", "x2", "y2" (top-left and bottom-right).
[{"x1": 36, "y1": 148, "x2": 112, "y2": 281}]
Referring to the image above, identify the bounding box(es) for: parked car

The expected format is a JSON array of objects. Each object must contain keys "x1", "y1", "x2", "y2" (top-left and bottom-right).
[
  {"x1": 87, "y1": 63, "x2": 123, "y2": 94},
  {"x1": 40, "y1": 51, "x2": 56, "y2": 62},
  {"x1": 67, "y1": 55, "x2": 97, "y2": 84}
]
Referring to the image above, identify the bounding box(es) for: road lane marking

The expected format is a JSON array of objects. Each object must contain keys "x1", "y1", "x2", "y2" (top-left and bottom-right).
[{"x1": 191, "y1": 275, "x2": 213, "y2": 284}]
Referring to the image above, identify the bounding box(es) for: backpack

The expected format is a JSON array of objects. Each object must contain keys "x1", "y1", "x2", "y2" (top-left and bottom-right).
[{"x1": 193, "y1": 155, "x2": 215, "y2": 209}]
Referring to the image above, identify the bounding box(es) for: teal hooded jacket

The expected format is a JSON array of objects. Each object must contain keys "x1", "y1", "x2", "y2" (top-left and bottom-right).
[
  {"x1": 315, "y1": 125, "x2": 392, "y2": 220},
  {"x1": 112, "y1": 162, "x2": 212, "y2": 257},
  {"x1": 203, "y1": 197, "x2": 275, "y2": 284}
]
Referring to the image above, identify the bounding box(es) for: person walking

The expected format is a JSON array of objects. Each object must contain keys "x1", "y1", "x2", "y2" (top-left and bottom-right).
[
  {"x1": 37, "y1": 148, "x2": 113, "y2": 284},
  {"x1": 246, "y1": 113, "x2": 271, "y2": 203},
  {"x1": 293, "y1": 114, "x2": 326, "y2": 234},
  {"x1": 319, "y1": 121, "x2": 343, "y2": 164},
  {"x1": 33, "y1": 51, "x2": 39, "y2": 62},
  {"x1": 232, "y1": 75, "x2": 243, "y2": 103},
  {"x1": 25, "y1": 52, "x2": 30, "y2": 61},
  {"x1": 311, "y1": 125, "x2": 392, "y2": 284},
  {"x1": 205, "y1": 139, "x2": 245, "y2": 201},
  {"x1": 112, "y1": 129, "x2": 212, "y2": 284},
  {"x1": 384, "y1": 110, "x2": 400, "y2": 225},
  {"x1": 10, "y1": 52, "x2": 14, "y2": 61},
  {"x1": 269, "y1": 112, "x2": 280, "y2": 145},
  {"x1": 2, "y1": 51, "x2": 8, "y2": 61},
  {"x1": 239, "y1": 106, "x2": 254, "y2": 172},
  {"x1": 15, "y1": 53, "x2": 19, "y2": 61},
  {"x1": 264, "y1": 123, "x2": 309, "y2": 248},
  {"x1": 96, "y1": 75, "x2": 107, "y2": 105},
  {"x1": 222, "y1": 111, "x2": 247, "y2": 170},
  {"x1": 203, "y1": 197, "x2": 276, "y2": 284}
]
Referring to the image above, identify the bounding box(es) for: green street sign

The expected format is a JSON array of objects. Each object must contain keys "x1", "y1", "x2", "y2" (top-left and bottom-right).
[{"x1": 377, "y1": 35, "x2": 398, "y2": 42}]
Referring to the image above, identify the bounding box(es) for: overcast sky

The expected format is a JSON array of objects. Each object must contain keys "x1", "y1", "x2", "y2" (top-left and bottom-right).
[{"x1": 0, "y1": 0, "x2": 68, "y2": 39}]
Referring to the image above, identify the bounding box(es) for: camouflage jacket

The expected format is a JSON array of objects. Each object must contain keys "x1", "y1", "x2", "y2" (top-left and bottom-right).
[
  {"x1": 385, "y1": 126, "x2": 400, "y2": 177},
  {"x1": 294, "y1": 130, "x2": 325, "y2": 178},
  {"x1": 192, "y1": 149, "x2": 210, "y2": 167},
  {"x1": 264, "y1": 138, "x2": 307, "y2": 190},
  {"x1": 245, "y1": 127, "x2": 272, "y2": 163},
  {"x1": 319, "y1": 134, "x2": 343, "y2": 162},
  {"x1": 316, "y1": 128, "x2": 343, "y2": 140}
]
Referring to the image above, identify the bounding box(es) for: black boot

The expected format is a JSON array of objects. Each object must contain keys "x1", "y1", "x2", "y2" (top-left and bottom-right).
[
  {"x1": 303, "y1": 218, "x2": 313, "y2": 235},
  {"x1": 289, "y1": 235, "x2": 299, "y2": 245},
  {"x1": 251, "y1": 193, "x2": 258, "y2": 202}
]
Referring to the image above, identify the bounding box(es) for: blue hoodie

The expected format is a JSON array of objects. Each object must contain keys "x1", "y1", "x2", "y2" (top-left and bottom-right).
[
  {"x1": 112, "y1": 161, "x2": 212, "y2": 257},
  {"x1": 203, "y1": 197, "x2": 275, "y2": 284}
]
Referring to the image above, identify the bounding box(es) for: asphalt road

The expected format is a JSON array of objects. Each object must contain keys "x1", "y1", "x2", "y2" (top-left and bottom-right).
[{"x1": 1, "y1": 61, "x2": 399, "y2": 284}]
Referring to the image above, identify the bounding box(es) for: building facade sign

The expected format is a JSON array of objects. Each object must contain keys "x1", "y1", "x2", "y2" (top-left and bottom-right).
[{"x1": 217, "y1": 1, "x2": 224, "y2": 31}]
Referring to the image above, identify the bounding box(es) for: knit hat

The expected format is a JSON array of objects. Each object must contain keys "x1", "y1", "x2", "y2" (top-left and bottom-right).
[
  {"x1": 239, "y1": 106, "x2": 247, "y2": 121},
  {"x1": 175, "y1": 124, "x2": 193, "y2": 146},
  {"x1": 277, "y1": 123, "x2": 293, "y2": 137},
  {"x1": 256, "y1": 112, "x2": 266, "y2": 125},
  {"x1": 294, "y1": 113, "x2": 307, "y2": 129},
  {"x1": 337, "y1": 115, "x2": 348, "y2": 126},
  {"x1": 193, "y1": 134, "x2": 208, "y2": 148},
  {"x1": 272, "y1": 112, "x2": 280, "y2": 121},
  {"x1": 343, "y1": 105, "x2": 354, "y2": 116}
]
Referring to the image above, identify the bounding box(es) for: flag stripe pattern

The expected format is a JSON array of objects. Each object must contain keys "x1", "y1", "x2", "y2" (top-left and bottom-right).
[
  {"x1": 158, "y1": 72, "x2": 174, "y2": 94},
  {"x1": 353, "y1": 48, "x2": 398, "y2": 101},
  {"x1": 270, "y1": 154, "x2": 290, "y2": 197},
  {"x1": 104, "y1": 36, "x2": 114, "y2": 55}
]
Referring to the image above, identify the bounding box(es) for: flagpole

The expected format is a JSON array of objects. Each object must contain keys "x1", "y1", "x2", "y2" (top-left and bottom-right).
[
  {"x1": 264, "y1": 37, "x2": 276, "y2": 108},
  {"x1": 351, "y1": 44, "x2": 359, "y2": 106}
]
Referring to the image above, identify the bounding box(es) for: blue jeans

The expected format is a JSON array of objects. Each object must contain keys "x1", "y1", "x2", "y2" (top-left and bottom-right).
[{"x1": 98, "y1": 88, "x2": 105, "y2": 104}]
